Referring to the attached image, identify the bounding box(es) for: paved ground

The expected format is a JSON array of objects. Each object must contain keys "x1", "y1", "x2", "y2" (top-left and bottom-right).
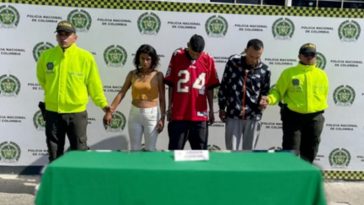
[
  {"x1": 325, "y1": 181, "x2": 364, "y2": 205},
  {"x1": 0, "y1": 174, "x2": 363, "y2": 205},
  {"x1": 0, "y1": 175, "x2": 38, "y2": 205}
]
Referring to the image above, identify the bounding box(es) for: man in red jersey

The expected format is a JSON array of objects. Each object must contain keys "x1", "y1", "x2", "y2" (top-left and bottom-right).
[{"x1": 164, "y1": 34, "x2": 220, "y2": 150}]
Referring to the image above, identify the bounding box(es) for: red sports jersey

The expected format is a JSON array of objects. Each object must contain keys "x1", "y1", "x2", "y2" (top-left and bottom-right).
[{"x1": 165, "y1": 48, "x2": 220, "y2": 121}]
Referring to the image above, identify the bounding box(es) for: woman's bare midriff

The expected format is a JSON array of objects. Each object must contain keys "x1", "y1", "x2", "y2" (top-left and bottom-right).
[{"x1": 132, "y1": 100, "x2": 158, "y2": 108}]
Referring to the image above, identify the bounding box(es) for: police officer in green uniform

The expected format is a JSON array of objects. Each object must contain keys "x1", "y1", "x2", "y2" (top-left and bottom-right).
[
  {"x1": 37, "y1": 20, "x2": 110, "y2": 162},
  {"x1": 263, "y1": 43, "x2": 329, "y2": 163}
]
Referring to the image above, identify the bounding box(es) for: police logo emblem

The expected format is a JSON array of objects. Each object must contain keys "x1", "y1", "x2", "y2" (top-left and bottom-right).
[
  {"x1": 315, "y1": 52, "x2": 326, "y2": 70},
  {"x1": 33, "y1": 110, "x2": 45, "y2": 131},
  {"x1": 33, "y1": 42, "x2": 54, "y2": 62},
  {"x1": 333, "y1": 85, "x2": 355, "y2": 106},
  {"x1": 205, "y1": 15, "x2": 228, "y2": 38},
  {"x1": 0, "y1": 74, "x2": 20, "y2": 96},
  {"x1": 272, "y1": 18, "x2": 295, "y2": 39},
  {"x1": 105, "y1": 111, "x2": 126, "y2": 132},
  {"x1": 0, "y1": 141, "x2": 21, "y2": 163},
  {"x1": 0, "y1": 5, "x2": 19, "y2": 28},
  {"x1": 338, "y1": 20, "x2": 361, "y2": 42},
  {"x1": 46, "y1": 62, "x2": 54, "y2": 71},
  {"x1": 137, "y1": 12, "x2": 161, "y2": 35},
  {"x1": 292, "y1": 79, "x2": 299, "y2": 86},
  {"x1": 329, "y1": 148, "x2": 351, "y2": 168},
  {"x1": 104, "y1": 45, "x2": 127, "y2": 67},
  {"x1": 67, "y1": 9, "x2": 92, "y2": 32}
]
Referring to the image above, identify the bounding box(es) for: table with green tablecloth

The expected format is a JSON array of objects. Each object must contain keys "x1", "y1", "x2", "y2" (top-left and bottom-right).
[{"x1": 35, "y1": 151, "x2": 326, "y2": 205}]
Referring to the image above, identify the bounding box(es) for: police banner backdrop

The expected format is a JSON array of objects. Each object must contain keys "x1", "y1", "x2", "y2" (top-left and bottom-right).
[{"x1": 1, "y1": 0, "x2": 363, "y2": 179}]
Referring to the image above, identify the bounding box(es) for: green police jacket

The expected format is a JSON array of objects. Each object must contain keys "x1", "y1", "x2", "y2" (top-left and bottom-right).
[
  {"x1": 36, "y1": 44, "x2": 108, "y2": 113},
  {"x1": 268, "y1": 63, "x2": 328, "y2": 114}
]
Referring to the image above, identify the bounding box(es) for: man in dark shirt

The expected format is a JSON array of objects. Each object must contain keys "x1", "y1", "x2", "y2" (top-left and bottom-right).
[{"x1": 218, "y1": 39, "x2": 270, "y2": 150}]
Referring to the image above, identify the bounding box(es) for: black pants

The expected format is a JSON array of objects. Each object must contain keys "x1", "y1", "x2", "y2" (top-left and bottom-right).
[
  {"x1": 281, "y1": 107, "x2": 324, "y2": 163},
  {"x1": 45, "y1": 110, "x2": 88, "y2": 162},
  {"x1": 168, "y1": 121, "x2": 208, "y2": 150}
]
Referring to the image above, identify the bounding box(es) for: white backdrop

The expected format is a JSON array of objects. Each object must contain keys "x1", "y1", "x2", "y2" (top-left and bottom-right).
[{"x1": 1, "y1": 2, "x2": 364, "y2": 172}]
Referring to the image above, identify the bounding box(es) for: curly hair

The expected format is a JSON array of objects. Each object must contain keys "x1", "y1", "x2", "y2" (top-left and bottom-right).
[{"x1": 134, "y1": 44, "x2": 159, "y2": 74}]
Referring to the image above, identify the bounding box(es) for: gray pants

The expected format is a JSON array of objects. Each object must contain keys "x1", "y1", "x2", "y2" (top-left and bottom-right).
[{"x1": 225, "y1": 118, "x2": 261, "y2": 151}]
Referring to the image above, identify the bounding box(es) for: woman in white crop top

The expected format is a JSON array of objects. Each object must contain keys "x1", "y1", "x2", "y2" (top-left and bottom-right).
[{"x1": 103, "y1": 44, "x2": 165, "y2": 151}]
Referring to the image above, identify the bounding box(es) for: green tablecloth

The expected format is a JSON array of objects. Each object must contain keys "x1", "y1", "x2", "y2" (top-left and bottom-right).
[{"x1": 35, "y1": 151, "x2": 326, "y2": 205}]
